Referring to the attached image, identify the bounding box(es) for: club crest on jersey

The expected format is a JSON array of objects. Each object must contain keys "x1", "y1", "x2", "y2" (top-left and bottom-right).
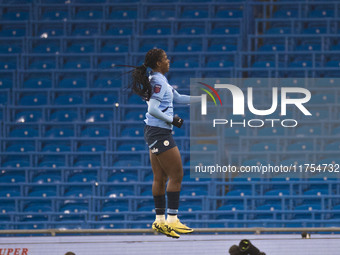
[{"x1": 154, "y1": 84, "x2": 162, "y2": 93}]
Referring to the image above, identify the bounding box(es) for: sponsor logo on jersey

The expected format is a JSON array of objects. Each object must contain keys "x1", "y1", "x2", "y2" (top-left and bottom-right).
[
  {"x1": 151, "y1": 147, "x2": 159, "y2": 153},
  {"x1": 154, "y1": 84, "x2": 162, "y2": 93}
]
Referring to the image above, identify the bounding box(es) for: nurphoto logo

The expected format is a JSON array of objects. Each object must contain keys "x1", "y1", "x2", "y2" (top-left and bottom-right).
[{"x1": 200, "y1": 83, "x2": 312, "y2": 128}]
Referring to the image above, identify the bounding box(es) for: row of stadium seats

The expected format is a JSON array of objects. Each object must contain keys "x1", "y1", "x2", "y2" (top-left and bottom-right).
[{"x1": 0, "y1": 2, "x2": 245, "y2": 21}]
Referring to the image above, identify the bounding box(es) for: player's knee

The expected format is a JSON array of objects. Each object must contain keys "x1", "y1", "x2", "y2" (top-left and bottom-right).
[
  {"x1": 154, "y1": 175, "x2": 168, "y2": 186},
  {"x1": 170, "y1": 173, "x2": 183, "y2": 185}
]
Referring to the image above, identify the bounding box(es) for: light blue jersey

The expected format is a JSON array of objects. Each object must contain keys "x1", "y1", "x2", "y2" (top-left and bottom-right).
[{"x1": 145, "y1": 72, "x2": 174, "y2": 129}]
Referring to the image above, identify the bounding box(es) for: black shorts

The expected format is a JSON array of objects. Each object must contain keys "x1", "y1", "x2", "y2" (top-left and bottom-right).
[{"x1": 144, "y1": 125, "x2": 177, "y2": 155}]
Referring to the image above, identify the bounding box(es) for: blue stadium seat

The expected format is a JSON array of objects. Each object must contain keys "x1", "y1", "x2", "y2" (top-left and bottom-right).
[
  {"x1": 178, "y1": 23, "x2": 204, "y2": 35},
  {"x1": 24, "y1": 202, "x2": 52, "y2": 212},
  {"x1": 68, "y1": 172, "x2": 97, "y2": 183},
  {"x1": 102, "y1": 200, "x2": 129, "y2": 212},
  {"x1": 50, "y1": 110, "x2": 78, "y2": 122},
  {"x1": 42, "y1": 144, "x2": 71, "y2": 152},
  {"x1": 172, "y1": 59, "x2": 199, "y2": 68},
  {"x1": 309, "y1": 9, "x2": 334, "y2": 18},
  {"x1": 54, "y1": 94, "x2": 83, "y2": 105},
  {"x1": 58, "y1": 78, "x2": 86, "y2": 88},
  {"x1": 38, "y1": 155, "x2": 66, "y2": 167},
  {"x1": 32, "y1": 171, "x2": 62, "y2": 183},
  {"x1": 0, "y1": 201, "x2": 15, "y2": 213},
  {"x1": 0, "y1": 27, "x2": 26, "y2": 37},
  {"x1": 81, "y1": 127, "x2": 109, "y2": 137},
  {"x1": 98, "y1": 59, "x2": 124, "y2": 69},
  {"x1": 0, "y1": 172, "x2": 25, "y2": 183},
  {"x1": 78, "y1": 144, "x2": 106, "y2": 152},
  {"x1": 180, "y1": 8, "x2": 208, "y2": 19},
  {"x1": 19, "y1": 94, "x2": 47, "y2": 106},
  {"x1": 226, "y1": 190, "x2": 252, "y2": 196},
  {"x1": 29, "y1": 60, "x2": 55, "y2": 70},
  {"x1": 127, "y1": 94, "x2": 144, "y2": 104},
  {"x1": 258, "y1": 127, "x2": 284, "y2": 136},
  {"x1": 250, "y1": 142, "x2": 277, "y2": 152},
  {"x1": 67, "y1": 43, "x2": 94, "y2": 54},
  {"x1": 191, "y1": 144, "x2": 218, "y2": 152},
  {"x1": 109, "y1": 9, "x2": 137, "y2": 20},
  {"x1": 105, "y1": 23, "x2": 133, "y2": 36},
  {"x1": 139, "y1": 39, "x2": 168, "y2": 52},
  {"x1": 42, "y1": 10, "x2": 67, "y2": 20},
  {"x1": 258, "y1": 44, "x2": 285, "y2": 51},
  {"x1": 6, "y1": 143, "x2": 35, "y2": 153},
  {"x1": 206, "y1": 58, "x2": 233, "y2": 68},
  {"x1": 37, "y1": 26, "x2": 63, "y2": 37},
  {"x1": 326, "y1": 61, "x2": 340, "y2": 68},
  {"x1": 265, "y1": 27, "x2": 291, "y2": 34},
  {"x1": 45, "y1": 127, "x2": 74, "y2": 138},
  {"x1": 24, "y1": 78, "x2": 52, "y2": 88},
  {"x1": 63, "y1": 60, "x2": 90, "y2": 69},
  {"x1": 60, "y1": 202, "x2": 89, "y2": 214},
  {"x1": 215, "y1": 9, "x2": 243, "y2": 19},
  {"x1": 273, "y1": 10, "x2": 298, "y2": 18},
  {"x1": 0, "y1": 59, "x2": 16, "y2": 70},
  {"x1": 117, "y1": 142, "x2": 146, "y2": 151},
  {"x1": 147, "y1": 8, "x2": 175, "y2": 20},
  {"x1": 85, "y1": 110, "x2": 114, "y2": 122},
  {"x1": 106, "y1": 186, "x2": 134, "y2": 197},
  {"x1": 121, "y1": 127, "x2": 144, "y2": 137},
  {"x1": 3, "y1": 10, "x2": 29, "y2": 21},
  {"x1": 64, "y1": 186, "x2": 93, "y2": 197},
  {"x1": 295, "y1": 126, "x2": 321, "y2": 136},
  {"x1": 264, "y1": 189, "x2": 290, "y2": 196},
  {"x1": 89, "y1": 94, "x2": 117, "y2": 105},
  {"x1": 0, "y1": 93, "x2": 8, "y2": 105},
  {"x1": 0, "y1": 186, "x2": 21, "y2": 198},
  {"x1": 302, "y1": 25, "x2": 327, "y2": 34},
  {"x1": 15, "y1": 110, "x2": 43, "y2": 122},
  {"x1": 28, "y1": 186, "x2": 57, "y2": 197},
  {"x1": 9, "y1": 128, "x2": 38, "y2": 137},
  {"x1": 75, "y1": 10, "x2": 103, "y2": 20},
  {"x1": 304, "y1": 109, "x2": 329, "y2": 120},
  {"x1": 208, "y1": 43, "x2": 237, "y2": 52},
  {"x1": 72, "y1": 26, "x2": 98, "y2": 36},
  {"x1": 143, "y1": 24, "x2": 171, "y2": 36},
  {"x1": 289, "y1": 60, "x2": 314, "y2": 68},
  {"x1": 0, "y1": 44, "x2": 21, "y2": 54},
  {"x1": 218, "y1": 204, "x2": 244, "y2": 211},
  {"x1": 174, "y1": 41, "x2": 202, "y2": 52},
  {"x1": 108, "y1": 172, "x2": 138, "y2": 183},
  {"x1": 325, "y1": 142, "x2": 340, "y2": 151},
  {"x1": 303, "y1": 189, "x2": 329, "y2": 196},
  {"x1": 125, "y1": 109, "x2": 145, "y2": 121},
  {"x1": 286, "y1": 142, "x2": 314, "y2": 151},
  {"x1": 33, "y1": 43, "x2": 59, "y2": 53},
  {"x1": 94, "y1": 77, "x2": 121, "y2": 88},
  {"x1": 113, "y1": 160, "x2": 141, "y2": 167},
  {"x1": 0, "y1": 77, "x2": 12, "y2": 89}
]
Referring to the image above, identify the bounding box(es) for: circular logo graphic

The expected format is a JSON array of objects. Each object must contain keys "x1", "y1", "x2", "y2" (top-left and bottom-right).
[{"x1": 163, "y1": 140, "x2": 169, "y2": 146}]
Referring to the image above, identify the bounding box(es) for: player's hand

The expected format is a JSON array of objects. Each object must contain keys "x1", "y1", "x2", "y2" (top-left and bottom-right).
[{"x1": 172, "y1": 116, "x2": 184, "y2": 128}]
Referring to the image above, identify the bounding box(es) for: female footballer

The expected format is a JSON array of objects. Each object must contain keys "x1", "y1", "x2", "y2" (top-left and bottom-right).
[{"x1": 131, "y1": 48, "x2": 201, "y2": 238}]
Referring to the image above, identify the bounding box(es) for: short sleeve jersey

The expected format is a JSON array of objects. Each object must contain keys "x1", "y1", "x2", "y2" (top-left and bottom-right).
[{"x1": 144, "y1": 72, "x2": 174, "y2": 129}]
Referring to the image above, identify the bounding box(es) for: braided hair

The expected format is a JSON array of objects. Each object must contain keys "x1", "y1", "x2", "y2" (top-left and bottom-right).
[{"x1": 131, "y1": 48, "x2": 165, "y2": 101}]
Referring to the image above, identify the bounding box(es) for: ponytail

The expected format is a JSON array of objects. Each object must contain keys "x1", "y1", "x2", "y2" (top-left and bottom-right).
[
  {"x1": 131, "y1": 63, "x2": 152, "y2": 101},
  {"x1": 130, "y1": 48, "x2": 165, "y2": 101}
]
